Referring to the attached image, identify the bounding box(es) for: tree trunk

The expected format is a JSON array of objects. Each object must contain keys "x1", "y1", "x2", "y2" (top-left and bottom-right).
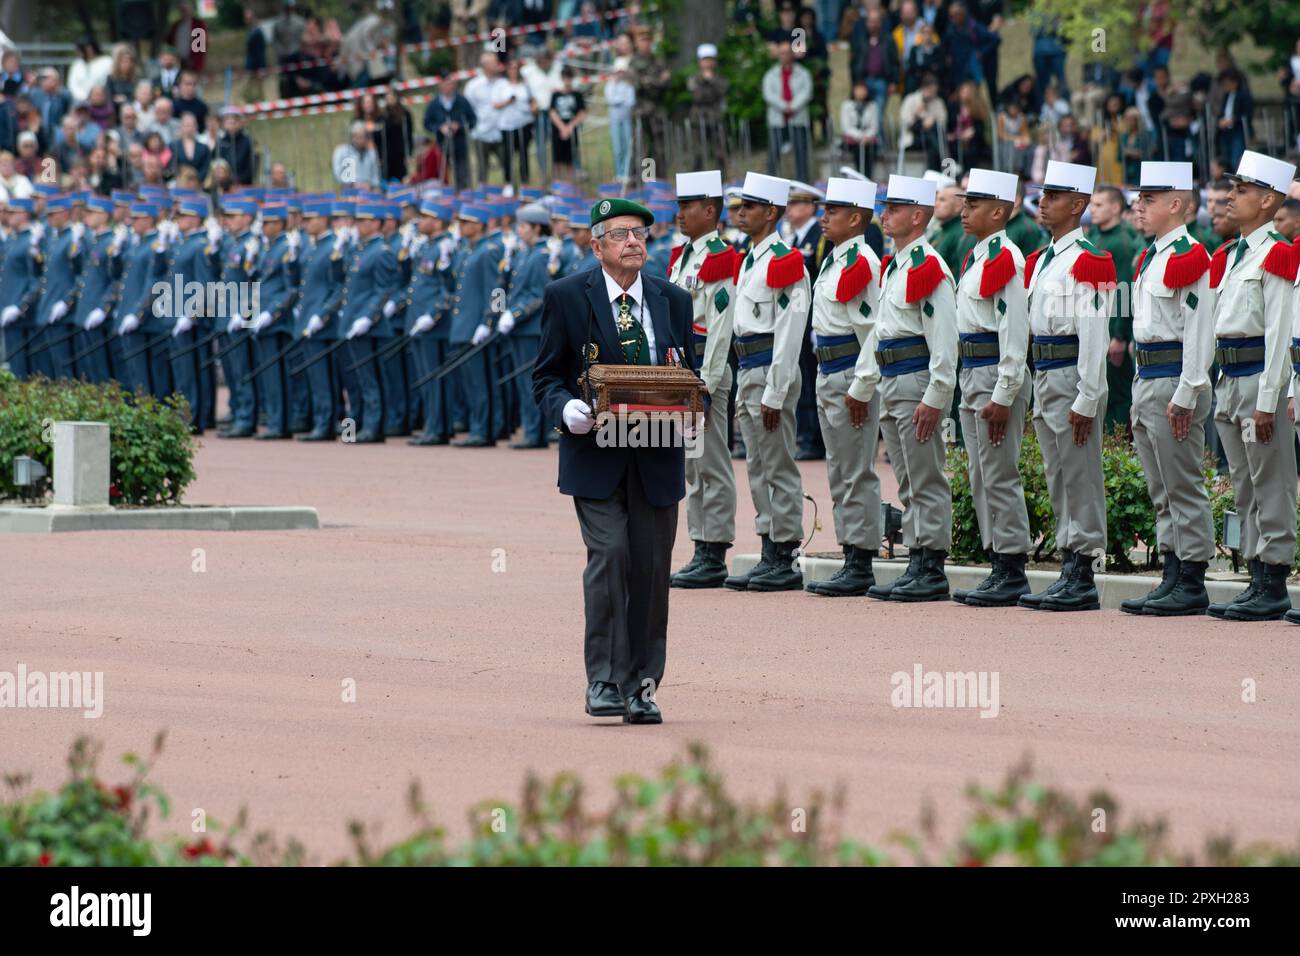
[{"x1": 669, "y1": 0, "x2": 727, "y2": 72}]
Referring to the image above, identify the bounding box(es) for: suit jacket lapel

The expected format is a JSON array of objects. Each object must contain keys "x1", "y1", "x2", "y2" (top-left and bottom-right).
[{"x1": 584, "y1": 268, "x2": 623, "y2": 363}]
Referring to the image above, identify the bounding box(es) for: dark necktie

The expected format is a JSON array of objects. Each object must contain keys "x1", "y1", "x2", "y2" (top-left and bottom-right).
[
  {"x1": 616, "y1": 293, "x2": 650, "y2": 365},
  {"x1": 1139, "y1": 242, "x2": 1157, "y2": 275}
]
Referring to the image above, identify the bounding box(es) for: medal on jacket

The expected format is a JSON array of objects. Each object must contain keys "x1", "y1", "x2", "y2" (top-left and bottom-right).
[
  {"x1": 584, "y1": 342, "x2": 599, "y2": 362},
  {"x1": 616, "y1": 294, "x2": 635, "y2": 332}
]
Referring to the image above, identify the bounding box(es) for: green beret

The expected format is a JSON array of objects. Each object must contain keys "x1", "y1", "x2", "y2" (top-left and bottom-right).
[{"x1": 590, "y1": 197, "x2": 654, "y2": 228}]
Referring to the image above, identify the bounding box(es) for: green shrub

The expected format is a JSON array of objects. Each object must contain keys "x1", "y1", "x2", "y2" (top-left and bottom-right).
[
  {"x1": 0, "y1": 371, "x2": 196, "y2": 506},
  {"x1": 8, "y1": 736, "x2": 1300, "y2": 867}
]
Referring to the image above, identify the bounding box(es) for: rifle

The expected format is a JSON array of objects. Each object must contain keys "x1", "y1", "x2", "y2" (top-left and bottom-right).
[
  {"x1": 409, "y1": 333, "x2": 499, "y2": 391},
  {"x1": 343, "y1": 332, "x2": 409, "y2": 375},
  {"x1": 67, "y1": 328, "x2": 115, "y2": 367},
  {"x1": 242, "y1": 336, "x2": 302, "y2": 385},
  {"x1": 199, "y1": 329, "x2": 254, "y2": 370},
  {"x1": 120, "y1": 331, "x2": 173, "y2": 363},
  {"x1": 23, "y1": 326, "x2": 80, "y2": 360},
  {"x1": 288, "y1": 335, "x2": 350, "y2": 376},
  {"x1": 495, "y1": 356, "x2": 536, "y2": 388}
]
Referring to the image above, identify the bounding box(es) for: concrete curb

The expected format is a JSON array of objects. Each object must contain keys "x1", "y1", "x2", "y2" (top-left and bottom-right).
[
  {"x1": 729, "y1": 553, "x2": 1288, "y2": 608},
  {"x1": 0, "y1": 506, "x2": 320, "y2": 533}
]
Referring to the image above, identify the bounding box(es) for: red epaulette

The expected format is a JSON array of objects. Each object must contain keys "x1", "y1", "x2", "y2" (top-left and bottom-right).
[
  {"x1": 979, "y1": 247, "x2": 1016, "y2": 298},
  {"x1": 1023, "y1": 246, "x2": 1046, "y2": 288},
  {"x1": 766, "y1": 247, "x2": 805, "y2": 288},
  {"x1": 879, "y1": 254, "x2": 893, "y2": 285},
  {"x1": 1070, "y1": 248, "x2": 1117, "y2": 289},
  {"x1": 1262, "y1": 239, "x2": 1299, "y2": 282},
  {"x1": 697, "y1": 245, "x2": 739, "y2": 284},
  {"x1": 1209, "y1": 239, "x2": 1236, "y2": 289},
  {"x1": 905, "y1": 254, "x2": 944, "y2": 303},
  {"x1": 1163, "y1": 243, "x2": 1210, "y2": 289},
  {"x1": 835, "y1": 255, "x2": 873, "y2": 302},
  {"x1": 667, "y1": 243, "x2": 685, "y2": 276}
]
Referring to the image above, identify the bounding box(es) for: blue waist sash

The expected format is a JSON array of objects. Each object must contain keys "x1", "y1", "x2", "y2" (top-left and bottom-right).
[
  {"x1": 1032, "y1": 334, "x2": 1079, "y2": 372},
  {"x1": 1216, "y1": 335, "x2": 1265, "y2": 378},
  {"x1": 958, "y1": 331, "x2": 999, "y2": 369},
  {"x1": 734, "y1": 332, "x2": 773, "y2": 369},
  {"x1": 1135, "y1": 340, "x2": 1182, "y2": 380},
  {"x1": 874, "y1": 335, "x2": 929, "y2": 377},
  {"x1": 814, "y1": 332, "x2": 860, "y2": 375}
]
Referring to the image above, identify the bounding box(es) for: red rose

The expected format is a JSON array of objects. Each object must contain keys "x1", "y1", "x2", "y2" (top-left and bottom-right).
[
  {"x1": 37, "y1": 851, "x2": 52, "y2": 867},
  {"x1": 183, "y1": 839, "x2": 216, "y2": 859}
]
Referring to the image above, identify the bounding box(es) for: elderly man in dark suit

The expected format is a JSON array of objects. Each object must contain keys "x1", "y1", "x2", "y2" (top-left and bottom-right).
[{"x1": 534, "y1": 198, "x2": 697, "y2": 725}]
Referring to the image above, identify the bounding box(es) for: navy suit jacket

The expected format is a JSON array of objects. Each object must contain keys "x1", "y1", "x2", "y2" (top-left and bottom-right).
[{"x1": 533, "y1": 266, "x2": 696, "y2": 509}]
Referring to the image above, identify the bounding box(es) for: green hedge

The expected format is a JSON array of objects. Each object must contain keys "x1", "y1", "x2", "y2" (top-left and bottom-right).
[
  {"x1": 0, "y1": 371, "x2": 197, "y2": 506},
  {"x1": 6, "y1": 735, "x2": 1298, "y2": 866},
  {"x1": 948, "y1": 424, "x2": 1224, "y2": 572}
]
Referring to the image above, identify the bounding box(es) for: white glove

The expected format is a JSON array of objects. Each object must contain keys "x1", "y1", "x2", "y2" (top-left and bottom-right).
[
  {"x1": 563, "y1": 398, "x2": 595, "y2": 435},
  {"x1": 243, "y1": 236, "x2": 260, "y2": 260},
  {"x1": 306, "y1": 314, "x2": 325, "y2": 336},
  {"x1": 227, "y1": 316, "x2": 243, "y2": 335},
  {"x1": 412, "y1": 314, "x2": 435, "y2": 335},
  {"x1": 28, "y1": 222, "x2": 44, "y2": 246},
  {"x1": 0, "y1": 305, "x2": 19, "y2": 326},
  {"x1": 346, "y1": 317, "x2": 371, "y2": 339},
  {"x1": 172, "y1": 315, "x2": 194, "y2": 337},
  {"x1": 49, "y1": 300, "x2": 69, "y2": 322},
  {"x1": 84, "y1": 308, "x2": 106, "y2": 330},
  {"x1": 118, "y1": 314, "x2": 140, "y2": 335},
  {"x1": 253, "y1": 311, "x2": 273, "y2": 333},
  {"x1": 472, "y1": 323, "x2": 491, "y2": 345},
  {"x1": 251, "y1": 218, "x2": 263, "y2": 238},
  {"x1": 497, "y1": 311, "x2": 515, "y2": 334},
  {"x1": 285, "y1": 230, "x2": 300, "y2": 252},
  {"x1": 206, "y1": 221, "x2": 223, "y2": 245},
  {"x1": 70, "y1": 222, "x2": 86, "y2": 244},
  {"x1": 383, "y1": 300, "x2": 398, "y2": 319},
  {"x1": 113, "y1": 223, "x2": 130, "y2": 248}
]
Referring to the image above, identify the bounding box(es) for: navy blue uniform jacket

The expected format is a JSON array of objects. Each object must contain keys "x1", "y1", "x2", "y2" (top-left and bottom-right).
[{"x1": 533, "y1": 266, "x2": 697, "y2": 508}]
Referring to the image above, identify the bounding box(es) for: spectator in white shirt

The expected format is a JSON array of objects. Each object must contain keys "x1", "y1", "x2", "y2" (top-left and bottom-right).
[
  {"x1": 604, "y1": 58, "x2": 636, "y2": 184},
  {"x1": 492, "y1": 58, "x2": 535, "y2": 188},
  {"x1": 68, "y1": 37, "x2": 113, "y2": 104},
  {"x1": 463, "y1": 52, "x2": 504, "y2": 185},
  {"x1": 332, "y1": 120, "x2": 381, "y2": 188},
  {"x1": 521, "y1": 46, "x2": 563, "y2": 174}
]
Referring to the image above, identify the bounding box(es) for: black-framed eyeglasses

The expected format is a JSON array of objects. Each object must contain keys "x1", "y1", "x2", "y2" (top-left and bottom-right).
[{"x1": 602, "y1": 226, "x2": 650, "y2": 243}]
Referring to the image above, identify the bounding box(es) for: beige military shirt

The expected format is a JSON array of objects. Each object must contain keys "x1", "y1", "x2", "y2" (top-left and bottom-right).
[
  {"x1": 668, "y1": 228, "x2": 736, "y2": 397},
  {"x1": 955, "y1": 228, "x2": 1028, "y2": 407},
  {"x1": 732, "y1": 229, "x2": 810, "y2": 409}
]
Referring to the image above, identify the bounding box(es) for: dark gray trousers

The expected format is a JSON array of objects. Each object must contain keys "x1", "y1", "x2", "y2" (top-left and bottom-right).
[{"x1": 573, "y1": 456, "x2": 677, "y2": 697}]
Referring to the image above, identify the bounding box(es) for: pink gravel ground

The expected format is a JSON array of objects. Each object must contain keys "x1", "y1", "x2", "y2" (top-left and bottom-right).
[{"x1": 3, "y1": 430, "x2": 1299, "y2": 862}]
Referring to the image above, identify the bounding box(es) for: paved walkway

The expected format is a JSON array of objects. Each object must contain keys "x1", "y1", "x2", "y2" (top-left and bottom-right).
[{"x1": 3, "y1": 435, "x2": 1298, "y2": 861}]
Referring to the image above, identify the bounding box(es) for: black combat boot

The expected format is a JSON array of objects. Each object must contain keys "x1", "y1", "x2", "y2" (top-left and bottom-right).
[
  {"x1": 672, "y1": 542, "x2": 731, "y2": 589},
  {"x1": 807, "y1": 545, "x2": 850, "y2": 594},
  {"x1": 1019, "y1": 549, "x2": 1074, "y2": 609},
  {"x1": 1120, "y1": 553, "x2": 1181, "y2": 615},
  {"x1": 966, "y1": 553, "x2": 1032, "y2": 607},
  {"x1": 1040, "y1": 555, "x2": 1100, "y2": 611},
  {"x1": 811, "y1": 545, "x2": 876, "y2": 597},
  {"x1": 724, "y1": 535, "x2": 774, "y2": 591},
  {"x1": 1207, "y1": 558, "x2": 1260, "y2": 619},
  {"x1": 1143, "y1": 560, "x2": 1209, "y2": 616},
  {"x1": 748, "y1": 540, "x2": 804, "y2": 591},
  {"x1": 953, "y1": 549, "x2": 997, "y2": 605},
  {"x1": 890, "y1": 549, "x2": 950, "y2": 602},
  {"x1": 1224, "y1": 562, "x2": 1292, "y2": 621},
  {"x1": 670, "y1": 541, "x2": 707, "y2": 585},
  {"x1": 867, "y1": 549, "x2": 923, "y2": 600}
]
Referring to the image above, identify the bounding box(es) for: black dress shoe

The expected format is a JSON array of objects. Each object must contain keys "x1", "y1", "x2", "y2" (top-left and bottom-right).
[
  {"x1": 296, "y1": 430, "x2": 333, "y2": 441},
  {"x1": 585, "y1": 681, "x2": 624, "y2": 717},
  {"x1": 289, "y1": 422, "x2": 312, "y2": 434},
  {"x1": 509, "y1": 439, "x2": 548, "y2": 449},
  {"x1": 352, "y1": 430, "x2": 385, "y2": 444},
  {"x1": 407, "y1": 433, "x2": 449, "y2": 446},
  {"x1": 254, "y1": 430, "x2": 291, "y2": 440},
  {"x1": 623, "y1": 694, "x2": 663, "y2": 725},
  {"x1": 217, "y1": 426, "x2": 255, "y2": 438},
  {"x1": 384, "y1": 426, "x2": 411, "y2": 437},
  {"x1": 452, "y1": 435, "x2": 494, "y2": 447}
]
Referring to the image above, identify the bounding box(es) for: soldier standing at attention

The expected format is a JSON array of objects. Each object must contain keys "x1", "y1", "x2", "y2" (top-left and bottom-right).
[
  {"x1": 339, "y1": 200, "x2": 398, "y2": 444},
  {"x1": 401, "y1": 199, "x2": 457, "y2": 446},
  {"x1": 1119, "y1": 161, "x2": 1216, "y2": 616},
  {"x1": 688, "y1": 45, "x2": 729, "y2": 177},
  {"x1": 168, "y1": 197, "x2": 222, "y2": 434},
  {"x1": 32, "y1": 195, "x2": 79, "y2": 380},
  {"x1": 667, "y1": 170, "x2": 740, "y2": 589},
  {"x1": 116, "y1": 201, "x2": 173, "y2": 396},
  {"x1": 862, "y1": 175, "x2": 958, "y2": 603},
  {"x1": 722, "y1": 172, "x2": 810, "y2": 593},
  {"x1": 215, "y1": 195, "x2": 260, "y2": 438},
  {"x1": 0, "y1": 197, "x2": 43, "y2": 379},
  {"x1": 951, "y1": 168, "x2": 1033, "y2": 607},
  {"x1": 1086, "y1": 185, "x2": 1143, "y2": 436},
  {"x1": 249, "y1": 201, "x2": 303, "y2": 439},
  {"x1": 495, "y1": 202, "x2": 554, "y2": 449},
  {"x1": 805, "y1": 176, "x2": 883, "y2": 597},
  {"x1": 1018, "y1": 161, "x2": 1116, "y2": 613},
  {"x1": 290, "y1": 197, "x2": 345, "y2": 442},
  {"x1": 783, "y1": 181, "x2": 828, "y2": 461},
  {"x1": 71, "y1": 196, "x2": 127, "y2": 384},
  {"x1": 1206, "y1": 151, "x2": 1299, "y2": 621},
  {"x1": 630, "y1": 28, "x2": 671, "y2": 170}
]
